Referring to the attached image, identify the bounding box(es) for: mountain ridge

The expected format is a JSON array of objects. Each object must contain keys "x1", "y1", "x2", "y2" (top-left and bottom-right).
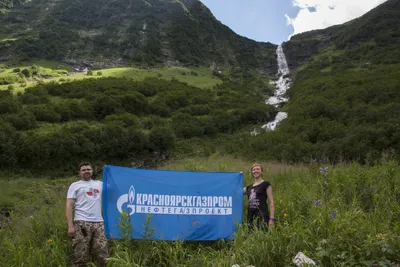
[
  {"x1": 0, "y1": 0, "x2": 400, "y2": 167},
  {"x1": 0, "y1": 0, "x2": 278, "y2": 75}
]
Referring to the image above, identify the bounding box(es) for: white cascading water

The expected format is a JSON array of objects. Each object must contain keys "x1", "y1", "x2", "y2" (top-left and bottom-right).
[{"x1": 261, "y1": 44, "x2": 291, "y2": 131}]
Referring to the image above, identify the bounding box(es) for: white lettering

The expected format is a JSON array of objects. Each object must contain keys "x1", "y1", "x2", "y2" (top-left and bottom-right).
[
  {"x1": 176, "y1": 196, "x2": 182, "y2": 206},
  {"x1": 218, "y1": 197, "x2": 223, "y2": 207},
  {"x1": 224, "y1": 197, "x2": 232, "y2": 207},
  {"x1": 129, "y1": 192, "x2": 233, "y2": 215},
  {"x1": 207, "y1": 196, "x2": 213, "y2": 207},
  {"x1": 213, "y1": 197, "x2": 218, "y2": 206},
  {"x1": 202, "y1": 196, "x2": 207, "y2": 207},
  {"x1": 136, "y1": 194, "x2": 142, "y2": 205}
]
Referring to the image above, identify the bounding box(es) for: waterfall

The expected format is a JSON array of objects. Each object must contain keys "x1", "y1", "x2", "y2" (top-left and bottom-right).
[{"x1": 261, "y1": 44, "x2": 291, "y2": 132}]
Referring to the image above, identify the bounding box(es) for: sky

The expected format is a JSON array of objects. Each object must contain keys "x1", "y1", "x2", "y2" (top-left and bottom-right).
[{"x1": 199, "y1": 0, "x2": 388, "y2": 44}]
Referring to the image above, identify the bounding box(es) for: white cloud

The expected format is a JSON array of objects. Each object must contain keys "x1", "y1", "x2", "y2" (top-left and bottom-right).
[{"x1": 286, "y1": 0, "x2": 388, "y2": 39}]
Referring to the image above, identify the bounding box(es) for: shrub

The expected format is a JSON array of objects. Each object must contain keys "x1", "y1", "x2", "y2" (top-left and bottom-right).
[
  {"x1": 0, "y1": 75, "x2": 17, "y2": 85},
  {"x1": 21, "y1": 68, "x2": 31, "y2": 78},
  {"x1": 148, "y1": 126, "x2": 176, "y2": 152}
]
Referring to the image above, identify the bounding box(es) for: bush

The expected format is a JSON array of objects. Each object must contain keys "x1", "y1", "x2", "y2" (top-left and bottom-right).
[
  {"x1": 5, "y1": 111, "x2": 37, "y2": 130},
  {"x1": 104, "y1": 113, "x2": 139, "y2": 128},
  {"x1": 21, "y1": 69, "x2": 31, "y2": 78},
  {"x1": 0, "y1": 75, "x2": 18, "y2": 85},
  {"x1": 92, "y1": 95, "x2": 119, "y2": 119},
  {"x1": 27, "y1": 104, "x2": 61, "y2": 122},
  {"x1": 148, "y1": 126, "x2": 176, "y2": 152},
  {"x1": 0, "y1": 97, "x2": 21, "y2": 114},
  {"x1": 20, "y1": 92, "x2": 49, "y2": 105},
  {"x1": 171, "y1": 113, "x2": 204, "y2": 138}
]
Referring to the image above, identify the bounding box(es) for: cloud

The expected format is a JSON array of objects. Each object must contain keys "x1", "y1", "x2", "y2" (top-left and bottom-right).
[{"x1": 285, "y1": 0, "x2": 388, "y2": 39}]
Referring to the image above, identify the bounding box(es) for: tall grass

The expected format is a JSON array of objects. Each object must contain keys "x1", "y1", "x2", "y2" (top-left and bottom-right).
[{"x1": 0, "y1": 157, "x2": 399, "y2": 266}]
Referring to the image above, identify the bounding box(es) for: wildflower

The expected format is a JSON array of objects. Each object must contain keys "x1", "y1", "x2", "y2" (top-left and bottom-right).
[
  {"x1": 331, "y1": 210, "x2": 337, "y2": 218},
  {"x1": 284, "y1": 213, "x2": 288, "y2": 217},
  {"x1": 320, "y1": 167, "x2": 328, "y2": 185},
  {"x1": 47, "y1": 239, "x2": 53, "y2": 244},
  {"x1": 314, "y1": 199, "x2": 322, "y2": 207},
  {"x1": 319, "y1": 167, "x2": 328, "y2": 176}
]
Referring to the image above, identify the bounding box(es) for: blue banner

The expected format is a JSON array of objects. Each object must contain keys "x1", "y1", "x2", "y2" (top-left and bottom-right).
[{"x1": 102, "y1": 165, "x2": 243, "y2": 241}]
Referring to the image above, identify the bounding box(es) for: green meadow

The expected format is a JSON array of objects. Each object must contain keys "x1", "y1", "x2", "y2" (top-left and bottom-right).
[
  {"x1": 1, "y1": 156, "x2": 399, "y2": 267},
  {"x1": 0, "y1": 61, "x2": 222, "y2": 93}
]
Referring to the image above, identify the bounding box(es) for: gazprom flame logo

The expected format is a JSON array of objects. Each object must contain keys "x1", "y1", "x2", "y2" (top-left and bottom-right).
[{"x1": 117, "y1": 185, "x2": 135, "y2": 215}]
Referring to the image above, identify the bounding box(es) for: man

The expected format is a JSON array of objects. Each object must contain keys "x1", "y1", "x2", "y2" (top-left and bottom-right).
[{"x1": 66, "y1": 162, "x2": 109, "y2": 267}]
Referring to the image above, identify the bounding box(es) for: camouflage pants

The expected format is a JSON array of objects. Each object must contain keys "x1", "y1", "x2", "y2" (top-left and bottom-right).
[{"x1": 72, "y1": 221, "x2": 109, "y2": 267}]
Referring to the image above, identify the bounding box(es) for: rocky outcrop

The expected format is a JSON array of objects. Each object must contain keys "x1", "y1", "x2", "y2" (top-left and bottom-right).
[{"x1": 63, "y1": 58, "x2": 125, "y2": 69}]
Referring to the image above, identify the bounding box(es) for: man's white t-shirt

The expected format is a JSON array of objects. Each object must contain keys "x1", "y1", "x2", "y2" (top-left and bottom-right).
[{"x1": 67, "y1": 179, "x2": 104, "y2": 222}]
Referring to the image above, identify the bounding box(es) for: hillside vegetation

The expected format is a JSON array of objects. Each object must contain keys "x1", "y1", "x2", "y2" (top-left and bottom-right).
[
  {"x1": 0, "y1": 69, "x2": 275, "y2": 174},
  {"x1": 246, "y1": 0, "x2": 400, "y2": 164},
  {"x1": 0, "y1": 0, "x2": 277, "y2": 73},
  {"x1": 1, "y1": 0, "x2": 399, "y2": 166},
  {"x1": 0, "y1": 157, "x2": 399, "y2": 266},
  {"x1": 0, "y1": 62, "x2": 223, "y2": 92}
]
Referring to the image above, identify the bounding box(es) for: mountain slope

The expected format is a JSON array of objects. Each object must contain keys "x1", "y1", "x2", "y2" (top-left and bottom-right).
[
  {"x1": 283, "y1": 0, "x2": 400, "y2": 72},
  {"x1": 0, "y1": 0, "x2": 277, "y2": 74},
  {"x1": 246, "y1": 0, "x2": 400, "y2": 163}
]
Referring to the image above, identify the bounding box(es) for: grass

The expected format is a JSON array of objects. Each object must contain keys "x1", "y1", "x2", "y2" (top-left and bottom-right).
[
  {"x1": 0, "y1": 156, "x2": 399, "y2": 266},
  {"x1": 67, "y1": 66, "x2": 221, "y2": 88},
  {"x1": 0, "y1": 62, "x2": 222, "y2": 93},
  {"x1": 0, "y1": 37, "x2": 18, "y2": 42}
]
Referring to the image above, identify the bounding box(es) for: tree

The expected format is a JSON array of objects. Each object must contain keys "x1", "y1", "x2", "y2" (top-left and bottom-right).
[
  {"x1": 92, "y1": 95, "x2": 119, "y2": 119},
  {"x1": 171, "y1": 113, "x2": 204, "y2": 138},
  {"x1": 0, "y1": 97, "x2": 21, "y2": 114},
  {"x1": 0, "y1": 123, "x2": 21, "y2": 168},
  {"x1": 5, "y1": 111, "x2": 37, "y2": 130},
  {"x1": 148, "y1": 126, "x2": 176, "y2": 152},
  {"x1": 21, "y1": 68, "x2": 31, "y2": 78}
]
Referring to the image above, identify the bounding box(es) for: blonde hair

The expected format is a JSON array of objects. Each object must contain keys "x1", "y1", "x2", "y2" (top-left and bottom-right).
[{"x1": 250, "y1": 163, "x2": 264, "y2": 176}]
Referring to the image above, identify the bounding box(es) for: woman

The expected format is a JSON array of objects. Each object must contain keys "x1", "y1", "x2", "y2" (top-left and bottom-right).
[{"x1": 244, "y1": 163, "x2": 275, "y2": 229}]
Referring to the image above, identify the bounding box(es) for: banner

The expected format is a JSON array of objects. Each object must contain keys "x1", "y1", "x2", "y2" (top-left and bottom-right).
[{"x1": 102, "y1": 165, "x2": 243, "y2": 241}]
